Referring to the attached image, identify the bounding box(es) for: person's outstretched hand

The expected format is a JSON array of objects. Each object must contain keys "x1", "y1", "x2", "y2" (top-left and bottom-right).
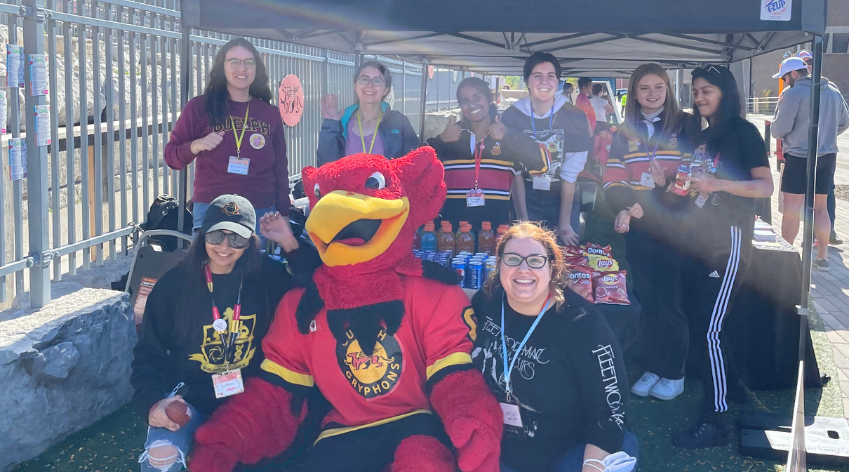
[{"x1": 321, "y1": 94, "x2": 344, "y2": 121}]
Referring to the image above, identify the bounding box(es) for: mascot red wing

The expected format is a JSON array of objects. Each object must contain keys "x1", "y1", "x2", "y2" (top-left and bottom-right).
[{"x1": 190, "y1": 147, "x2": 503, "y2": 472}]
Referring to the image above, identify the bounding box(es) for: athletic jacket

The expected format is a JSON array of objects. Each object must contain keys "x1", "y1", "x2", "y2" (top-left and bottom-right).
[
  {"x1": 426, "y1": 120, "x2": 548, "y2": 227},
  {"x1": 317, "y1": 102, "x2": 419, "y2": 165},
  {"x1": 603, "y1": 114, "x2": 697, "y2": 236}
]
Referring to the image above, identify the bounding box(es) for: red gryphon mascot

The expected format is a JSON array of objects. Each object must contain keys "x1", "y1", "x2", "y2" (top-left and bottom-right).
[{"x1": 190, "y1": 147, "x2": 502, "y2": 472}]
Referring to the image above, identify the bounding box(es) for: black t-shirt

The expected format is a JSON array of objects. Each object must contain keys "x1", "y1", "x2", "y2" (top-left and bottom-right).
[
  {"x1": 131, "y1": 247, "x2": 319, "y2": 418},
  {"x1": 471, "y1": 288, "x2": 629, "y2": 472},
  {"x1": 688, "y1": 117, "x2": 770, "y2": 244}
]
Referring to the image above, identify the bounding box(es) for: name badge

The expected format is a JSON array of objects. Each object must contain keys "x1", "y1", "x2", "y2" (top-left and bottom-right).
[
  {"x1": 500, "y1": 402, "x2": 523, "y2": 427},
  {"x1": 532, "y1": 175, "x2": 551, "y2": 191},
  {"x1": 466, "y1": 189, "x2": 485, "y2": 207},
  {"x1": 695, "y1": 192, "x2": 708, "y2": 208},
  {"x1": 212, "y1": 369, "x2": 245, "y2": 398},
  {"x1": 227, "y1": 156, "x2": 250, "y2": 175},
  {"x1": 640, "y1": 172, "x2": 656, "y2": 188}
]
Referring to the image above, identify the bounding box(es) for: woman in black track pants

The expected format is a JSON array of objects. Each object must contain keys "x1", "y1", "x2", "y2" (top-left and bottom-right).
[{"x1": 671, "y1": 65, "x2": 773, "y2": 450}]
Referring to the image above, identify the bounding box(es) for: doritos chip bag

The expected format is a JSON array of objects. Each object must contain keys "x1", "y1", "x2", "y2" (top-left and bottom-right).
[
  {"x1": 592, "y1": 271, "x2": 630, "y2": 305},
  {"x1": 561, "y1": 245, "x2": 584, "y2": 258},
  {"x1": 565, "y1": 265, "x2": 594, "y2": 303},
  {"x1": 564, "y1": 255, "x2": 589, "y2": 267},
  {"x1": 583, "y1": 243, "x2": 612, "y2": 258}
]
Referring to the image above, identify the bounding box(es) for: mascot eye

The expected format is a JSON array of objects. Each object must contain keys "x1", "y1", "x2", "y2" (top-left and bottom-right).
[
  {"x1": 365, "y1": 172, "x2": 386, "y2": 190},
  {"x1": 313, "y1": 183, "x2": 321, "y2": 199}
]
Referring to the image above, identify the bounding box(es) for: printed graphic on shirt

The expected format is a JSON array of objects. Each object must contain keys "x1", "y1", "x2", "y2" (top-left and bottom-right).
[
  {"x1": 473, "y1": 315, "x2": 549, "y2": 439},
  {"x1": 521, "y1": 128, "x2": 563, "y2": 181},
  {"x1": 336, "y1": 326, "x2": 403, "y2": 399},
  {"x1": 592, "y1": 344, "x2": 626, "y2": 430},
  {"x1": 212, "y1": 117, "x2": 271, "y2": 136},
  {"x1": 188, "y1": 308, "x2": 257, "y2": 374}
]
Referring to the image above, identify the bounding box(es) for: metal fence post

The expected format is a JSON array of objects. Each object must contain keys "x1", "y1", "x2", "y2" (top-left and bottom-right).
[
  {"x1": 23, "y1": 0, "x2": 50, "y2": 308},
  {"x1": 178, "y1": 27, "x2": 191, "y2": 236},
  {"x1": 419, "y1": 59, "x2": 428, "y2": 140}
]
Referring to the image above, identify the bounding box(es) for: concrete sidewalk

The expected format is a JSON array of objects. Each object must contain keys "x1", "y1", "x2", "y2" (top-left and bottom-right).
[{"x1": 749, "y1": 114, "x2": 849, "y2": 415}]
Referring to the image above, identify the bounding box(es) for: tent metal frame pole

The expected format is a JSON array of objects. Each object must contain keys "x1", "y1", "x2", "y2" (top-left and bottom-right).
[
  {"x1": 178, "y1": 27, "x2": 192, "y2": 237},
  {"x1": 787, "y1": 33, "x2": 824, "y2": 472},
  {"x1": 419, "y1": 59, "x2": 428, "y2": 141}
]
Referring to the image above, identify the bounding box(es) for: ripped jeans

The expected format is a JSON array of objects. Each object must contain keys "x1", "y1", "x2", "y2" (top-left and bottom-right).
[{"x1": 138, "y1": 401, "x2": 203, "y2": 472}]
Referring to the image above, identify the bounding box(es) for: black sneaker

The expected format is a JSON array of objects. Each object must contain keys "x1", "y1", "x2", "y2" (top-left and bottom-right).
[
  {"x1": 671, "y1": 421, "x2": 729, "y2": 449},
  {"x1": 814, "y1": 259, "x2": 830, "y2": 272},
  {"x1": 830, "y1": 232, "x2": 844, "y2": 245}
]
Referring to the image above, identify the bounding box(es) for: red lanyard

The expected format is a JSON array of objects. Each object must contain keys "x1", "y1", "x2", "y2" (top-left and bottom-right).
[
  {"x1": 204, "y1": 263, "x2": 243, "y2": 323},
  {"x1": 204, "y1": 263, "x2": 244, "y2": 365},
  {"x1": 473, "y1": 138, "x2": 485, "y2": 190}
]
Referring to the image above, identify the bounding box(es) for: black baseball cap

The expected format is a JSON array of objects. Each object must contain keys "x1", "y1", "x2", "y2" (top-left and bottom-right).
[{"x1": 201, "y1": 194, "x2": 256, "y2": 239}]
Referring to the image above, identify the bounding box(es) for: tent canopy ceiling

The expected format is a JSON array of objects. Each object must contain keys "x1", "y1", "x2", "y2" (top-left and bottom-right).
[{"x1": 182, "y1": 0, "x2": 826, "y2": 76}]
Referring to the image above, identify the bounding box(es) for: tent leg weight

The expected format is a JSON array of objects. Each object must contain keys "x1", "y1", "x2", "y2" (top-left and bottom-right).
[{"x1": 739, "y1": 411, "x2": 849, "y2": 466}]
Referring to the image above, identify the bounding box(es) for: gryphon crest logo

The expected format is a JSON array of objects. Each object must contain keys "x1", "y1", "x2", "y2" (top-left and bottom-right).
[
  {"x1": 337, "y1": 326, "x2": 403, "y2": 399},
  {"x1": 188, "y1": 308, "x2": 257, "y2": 373}
]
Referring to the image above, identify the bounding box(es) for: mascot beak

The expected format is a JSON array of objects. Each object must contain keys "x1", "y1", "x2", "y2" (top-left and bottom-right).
[{"x1": 306, "y1": 190, "x2": 410, "y2": 266}]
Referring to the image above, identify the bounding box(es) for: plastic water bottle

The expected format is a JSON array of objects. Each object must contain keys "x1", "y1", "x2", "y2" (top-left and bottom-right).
[{"x1": 420, "y1": 221, "x2": 437, "y2": 252}]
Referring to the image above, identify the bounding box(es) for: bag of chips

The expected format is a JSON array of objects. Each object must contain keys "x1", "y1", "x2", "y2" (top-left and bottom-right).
[
  {"x1": 588, "y1": 255, "x2": 619, "y2": 272},
  {"x1": 592, "y1": 270, "x2": 630, "y2": 305},
  {"x1": 583, "y1": 243, "x2": 612, "y2": 258},
  {"x1": 562, "y1": 245, "x2": 584, "y2": 258},
  {"x1": 565, "y1": 264, "x2": 595, "y2": 303},
  {"x1": 564, "y1": 255, "x2": 589, "y2": 267}
]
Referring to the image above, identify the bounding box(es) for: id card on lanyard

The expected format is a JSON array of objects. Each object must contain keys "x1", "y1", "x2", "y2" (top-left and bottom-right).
[
  {"x1": 227, "y1": 103, "x2": 251, "y2": 176},
  {"x1": 639, "y1": 138, "x2": 661, "y2": 189},
  {"x1": 467, "y1": 136, "x2": 486, "y2": 207},
  {"x1": 204, "y1": 263, "x2": 245, "y2": 398},
  {"x1": 500, "y1": 294, "x2": 551, "y2": 429}
]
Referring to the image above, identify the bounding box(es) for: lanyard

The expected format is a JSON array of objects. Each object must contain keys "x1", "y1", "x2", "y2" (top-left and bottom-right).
[
  {"x1": 204, "y1": 263, "x2": 244, "y2": 364},
  {"x1": 530, "y1": 101, "x2": 556, "y2": 140},
  {"x1": 501, "y1": 293, "x2": 551, "y2": 399},
  {"x1": 357, "y1": 110, "x2": 383, "y2": 154},
  {"x1": 473, "y1": 138, "x2": 485, "y2": 190},
  {"x1": 642, "y1": 139, "x2": 661, "y2": 164},
  {"x1": 230, "y1": 103, "x2": 250, "y2": 158}
]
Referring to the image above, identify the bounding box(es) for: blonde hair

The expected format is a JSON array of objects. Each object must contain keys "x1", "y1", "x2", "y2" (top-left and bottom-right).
[
  {"x1": 624, "y1": 63, "x2": 682, "y2": 137},
  {"x1": 482, "y1": 221, "x2": 565, "y2": 307}
]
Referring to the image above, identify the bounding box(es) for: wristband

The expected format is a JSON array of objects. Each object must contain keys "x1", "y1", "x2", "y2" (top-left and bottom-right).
[{"x1": 583, "y1": 459, "x2": 606, "y2": 472}]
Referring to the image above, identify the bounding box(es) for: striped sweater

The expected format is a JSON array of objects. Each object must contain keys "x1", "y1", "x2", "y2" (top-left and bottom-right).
[{"x1": 603, "y1": 115, "x2": 697, "y2": 231}]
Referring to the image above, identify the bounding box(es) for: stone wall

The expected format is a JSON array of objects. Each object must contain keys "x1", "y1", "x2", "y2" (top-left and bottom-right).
[{"x1": 0, "y1": 289, "x2": 136, "y2": 472}]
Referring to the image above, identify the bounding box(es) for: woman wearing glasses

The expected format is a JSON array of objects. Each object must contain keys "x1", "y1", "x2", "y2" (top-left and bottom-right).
[
  {"x1": 471, "y1": 222, "x2": 637, "y2": 472},
  {"x1": 131, "y1": 195, "x2": 320, "y2": 472},
  {"x1": 318, "y1": 61, "x2": 419, "y2": 165},
  {"x1": 671, "y1": 65, "x2": 772, "y2": 449},
  {"x1": 165, "y1": 38, "x2": 290, "y2": 233}
]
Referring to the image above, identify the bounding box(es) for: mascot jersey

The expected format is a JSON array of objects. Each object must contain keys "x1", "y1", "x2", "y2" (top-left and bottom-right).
[{"x1": 262, "y1": 276, "x2": 475, "y2": 440}]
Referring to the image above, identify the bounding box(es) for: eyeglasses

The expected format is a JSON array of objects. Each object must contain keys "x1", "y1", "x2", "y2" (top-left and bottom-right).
[
  {"x1": 226, "y1": 58, "x2": 257, "y2": 69},
  {"x1": 205, "y1": 230, "x2": 250, "y2": 249},
  {"x1": 501, "y1": 253, "x2": 549, "y2": 269},
  {"x1": 356, "y1": 76, "x2": 385, "y2": 87}
]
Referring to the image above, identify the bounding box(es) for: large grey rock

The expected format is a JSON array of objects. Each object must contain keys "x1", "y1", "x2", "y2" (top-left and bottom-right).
[{"x1": 0, "y1": 289, "x2": 136, "y2": 472}]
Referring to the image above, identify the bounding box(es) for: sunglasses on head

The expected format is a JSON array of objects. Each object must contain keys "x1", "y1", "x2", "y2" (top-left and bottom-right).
[
  {"x1": 501, "y1": 253, "x2": 549, "y2": 269},
  {"x1": 205, "y1": 230, "x2": 250, "y2": 249}
]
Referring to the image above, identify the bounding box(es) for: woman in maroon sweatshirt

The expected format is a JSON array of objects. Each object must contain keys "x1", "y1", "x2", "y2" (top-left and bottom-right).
[{"x1": 165, "y1": 38, "x2": 289, "y2": 232}]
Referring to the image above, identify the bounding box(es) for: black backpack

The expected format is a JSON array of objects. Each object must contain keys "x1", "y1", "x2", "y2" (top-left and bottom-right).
[{"x1": 142, "y1": 195, "x2": 193, "y2": 251}]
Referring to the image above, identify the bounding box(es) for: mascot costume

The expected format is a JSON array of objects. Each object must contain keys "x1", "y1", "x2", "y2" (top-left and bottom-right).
[{"x1": 190, "y1": 147, "x2": 503, "y2": 472}]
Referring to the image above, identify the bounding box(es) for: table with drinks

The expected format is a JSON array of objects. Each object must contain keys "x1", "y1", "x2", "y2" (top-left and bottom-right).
[{"x1": 413, "y1": 221, "x2": 643, "y2": 351}]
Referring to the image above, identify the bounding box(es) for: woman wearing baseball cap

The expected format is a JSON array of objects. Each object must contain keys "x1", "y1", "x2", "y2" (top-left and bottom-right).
[{"x1": 130, "y1": 194, "x2": 321, "y2": 472}]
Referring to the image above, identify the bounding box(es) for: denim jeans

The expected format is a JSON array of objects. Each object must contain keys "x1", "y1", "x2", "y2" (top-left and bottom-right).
[
  {"x1": 138, "y1": 401, "x2": 204, "y2": 472},
  {"x1": 500, "y1": 431, "x2": 639, "y2": 472}
]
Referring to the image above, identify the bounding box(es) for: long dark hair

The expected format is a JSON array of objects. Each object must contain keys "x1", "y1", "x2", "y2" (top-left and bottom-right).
[
  {"x1": 204, "y1": 38, "x2": 273, "y2": 126},
  {"x1": 691, "y1": 65, "x2": 743, "y2": 151},
  {"x1": 624, "y1": 63, "x2": 682, "y2": 138},
  {"x1": 175, "y1": 231, "x2": 265, "y2": 336}
]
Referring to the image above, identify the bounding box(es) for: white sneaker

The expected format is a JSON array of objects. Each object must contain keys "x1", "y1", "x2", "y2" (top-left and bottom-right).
[
  {"x1": 649, "y1": 377, "x2": 685, "y2": 401},
  {"x1": 631, "y1": 372, "x2": 660, "y2": 397}
]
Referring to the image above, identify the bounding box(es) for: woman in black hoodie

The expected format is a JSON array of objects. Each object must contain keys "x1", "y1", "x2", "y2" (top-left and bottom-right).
[{"x1": 131, "y1": 195, "x2": 320, "y2": 472}]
